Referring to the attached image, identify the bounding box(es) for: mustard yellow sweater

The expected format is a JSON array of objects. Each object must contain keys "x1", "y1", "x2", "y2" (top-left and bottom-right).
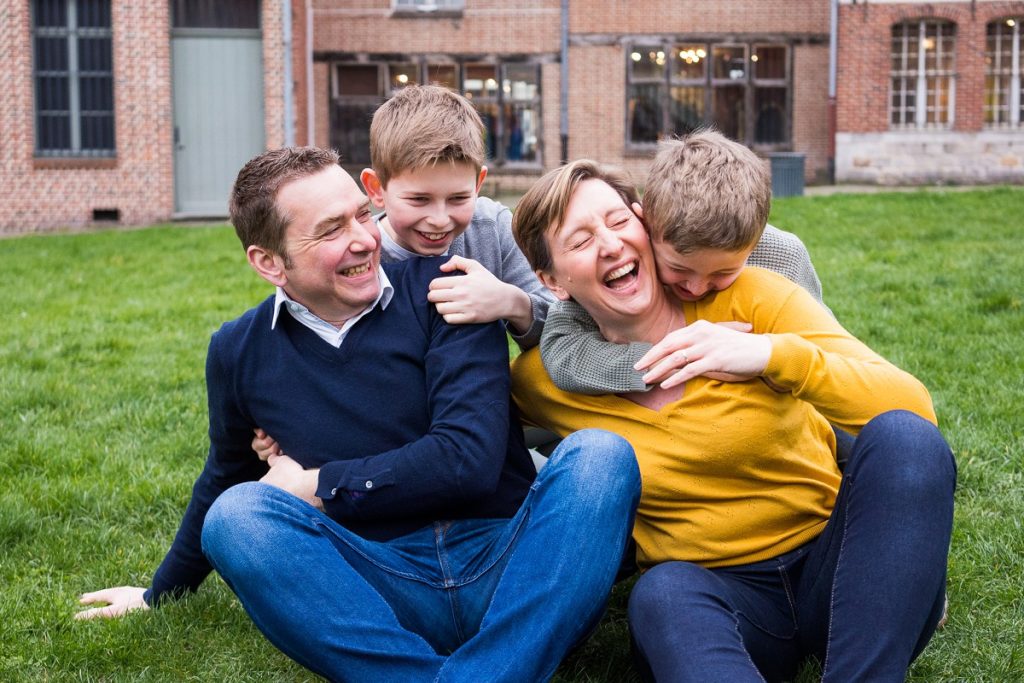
[{"x1": 511, "y1": 267, "x2": 937, "y2": 569}]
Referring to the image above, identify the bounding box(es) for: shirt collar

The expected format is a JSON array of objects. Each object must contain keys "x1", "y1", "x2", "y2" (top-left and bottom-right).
[{"x1": 271, "y1": 267, "x2": 394, "y2": 345}]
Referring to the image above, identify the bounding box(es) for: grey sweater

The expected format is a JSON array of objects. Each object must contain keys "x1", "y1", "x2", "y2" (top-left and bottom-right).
[
  {"x1": 379, "y1": 196, "x2": 555, "y2": 349},
  {"x1": 540, "y1": 224, "x2": 827, "y2": 393}
]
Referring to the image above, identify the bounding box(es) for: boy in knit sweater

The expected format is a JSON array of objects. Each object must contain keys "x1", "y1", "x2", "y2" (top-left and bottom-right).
[{"x1": 540, "y1": 130, "x2": 827, "y2": 394}]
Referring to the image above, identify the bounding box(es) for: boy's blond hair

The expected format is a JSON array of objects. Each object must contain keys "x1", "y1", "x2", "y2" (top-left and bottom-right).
[
  {"x1": 643, "y1": 130, "x2": 771, "y2": 254},
  {"x1": 369, "y1": 85, "x2": 486, "y2": 186}
]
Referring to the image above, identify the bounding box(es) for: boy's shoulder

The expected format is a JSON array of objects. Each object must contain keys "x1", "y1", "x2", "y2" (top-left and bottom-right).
[{"x1": 471, "y1": 195, "x2": 512, "y2": 226}]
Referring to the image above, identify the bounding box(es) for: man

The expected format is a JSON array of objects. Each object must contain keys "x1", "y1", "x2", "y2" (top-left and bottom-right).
[{"x1": 77, "y1": 147, "x2": 640, "y2": 682}]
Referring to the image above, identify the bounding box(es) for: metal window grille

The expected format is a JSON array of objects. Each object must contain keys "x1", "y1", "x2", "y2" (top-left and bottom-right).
[
  {"x1": 625, "y1": 40, "x2": 791, "y2": 149},
  {"x1": 330, "y1": 58, "x2": 540, "y2": 167},
  {"x1": 890, "y1": 20, "x2": 956, "y2": 130},
  {"x1": 33, "y1": 0, "x2": 115, "y2": 157},
  {"x1": 984, "y1": 18, "x2": 1022, "y2": 128}
]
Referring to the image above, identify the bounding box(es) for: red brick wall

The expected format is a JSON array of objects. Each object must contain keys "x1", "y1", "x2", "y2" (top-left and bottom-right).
[
  {"x1": 311, "y1": 0, "x2": 561, "y2": 54},
  {"x1": 571, "y1": 0, "x2": 830, "y2": 35},
  {"x1": 1, "y1": 1, "x2": 175, "y2": 234},
  {"x1": 837, "y1": 1, "x2": 1024, "y2": 134},
  {"x1": 1, "y1": 0, "x2": 289, "y2": 234}
]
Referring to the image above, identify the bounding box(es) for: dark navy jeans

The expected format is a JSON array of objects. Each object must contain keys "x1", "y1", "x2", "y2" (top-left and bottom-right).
[
  {"x1": 628, "y1": 410, "x2": 956, "y2": 682},
  {"x1": 201, "y1": 428, "x2": 640, "y2": 682}
]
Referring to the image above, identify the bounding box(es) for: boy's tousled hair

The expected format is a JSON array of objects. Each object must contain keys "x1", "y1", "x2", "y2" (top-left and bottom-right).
[
  {"x1": 369, "y1": 85, "x2": 486, "y2": 186},
  {"x1": 229, "y1": 146, "x2": 341, "y2": 265},
  {"x1": 512, "y1": 159, "x2": 640, "y2": 273},
  {"x1": 643, "y1": 129, "x2": 771, "y2": 254}
]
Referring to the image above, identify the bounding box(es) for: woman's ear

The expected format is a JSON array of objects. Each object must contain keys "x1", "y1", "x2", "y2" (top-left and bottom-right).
[
  {"x1": 537, "y1": 269, "x2": 570, "y2": 301},
  {"x1": 247, "y1": 245, "x2": 288, "y2": 288},
  {"x1": 360, "y1": 168, "x2": 387, "y2": 209}
]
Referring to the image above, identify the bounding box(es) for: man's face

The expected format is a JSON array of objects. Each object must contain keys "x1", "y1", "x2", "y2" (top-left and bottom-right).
[
  {"x1": 274, "y1": 165, "x2": 381, "y2": 324},
  {"x1": 540, "y1": 179, "x2": 660, "y2": 330},
  {"x1": 366, "y1": 161, "x2": 485, "y2": 256},
  {"x1": 651, "y1": 238, "x2": 753, "y2": 302}
]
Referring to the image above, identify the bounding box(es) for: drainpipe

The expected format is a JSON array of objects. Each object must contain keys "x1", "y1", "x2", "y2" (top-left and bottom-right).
[
  {"x1": 306, "y1": 0, "x2": 315, "y2": 145},
  {"x1": 282, "y1": 0, "x2": 295, "y2": 147},
  {"x1": 560, "y1": 0, "x2": 569, "y2": 164},
  {"x1": 828, "y1": 0, "x2": 838, "y2": 183}
]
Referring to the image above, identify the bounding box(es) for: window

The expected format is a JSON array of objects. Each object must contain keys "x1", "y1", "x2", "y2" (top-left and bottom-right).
[
  {"x1": 890, "y1": 20, "x2": 956, "y2": 129},
  {"x1": 171, "y1": 0, "x2": 259, "y2": 29},
  {"x1": 330, "y1": 59, "x2": 541, "y2": 167},
  {"x1": 985, "y1": 18, "x2": 1023, "y2": 128},
  {"x1": 392, "y1": 0, "x2": 464, "y2": 14},
  {"x1": 32, "y1": 0, "x2": 114, "y2": 157},
  {"x1": 626, "y1": 41, "x2": 790, "y2": 149}
]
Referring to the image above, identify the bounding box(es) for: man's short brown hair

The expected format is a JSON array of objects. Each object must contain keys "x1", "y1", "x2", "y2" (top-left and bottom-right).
[
  {"x1": 643, "y1": 130, "x2": 771, "y2": 254},
  {"x1": 369, "y1": 85, "x2": 485, "y2": 186},
  {"x1": 229, "y1": 147, "x2": 341, "y2": 263},
  {"x1": 512, "y1": 160, "x2": 640, "y2": 273}
]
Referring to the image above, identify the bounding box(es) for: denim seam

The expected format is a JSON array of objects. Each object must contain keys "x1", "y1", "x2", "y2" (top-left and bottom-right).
[
  {"x1": 312, "y1": 519, "x2": 439, "y2": 586},
  {"x1": 822, "y1": 475, "x2": 853, "y2": 680}
]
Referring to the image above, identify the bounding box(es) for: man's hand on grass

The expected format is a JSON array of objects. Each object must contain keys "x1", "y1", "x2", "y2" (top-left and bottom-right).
[{"x1": 76, "y1": 586, "x2": 149, "y2": 620}]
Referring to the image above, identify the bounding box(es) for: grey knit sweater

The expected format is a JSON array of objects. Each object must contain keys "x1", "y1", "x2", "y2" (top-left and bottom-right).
[
  {"x1": 540, "y1": 224, "x2": 827, "y2": 394},
  {"x1": 379, "y1": 196, "x2": 555, "y2": 350}
]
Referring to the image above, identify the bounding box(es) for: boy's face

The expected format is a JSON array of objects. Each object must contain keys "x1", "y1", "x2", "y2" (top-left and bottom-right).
[
  {"x1": 361, "y1": 161, "x2": 486, "y2": 256},
  {"x1": 651, "y1": 239, "x2": 753, "y2": 302}
]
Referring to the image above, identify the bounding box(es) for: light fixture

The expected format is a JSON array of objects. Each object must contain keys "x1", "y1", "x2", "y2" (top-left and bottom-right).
[
  {"x1": 1008, "y1": 19, "x2": 1017, "y2": 27},
  {"x1": 397, "y1": 73, "x2": 409, "y2": 84},
  {"x1": 631, "y1": 52, "x2": 642, "y2": 62},
  {"x1": 751, "y1": 54, "x2": 759, "y2": 62}
]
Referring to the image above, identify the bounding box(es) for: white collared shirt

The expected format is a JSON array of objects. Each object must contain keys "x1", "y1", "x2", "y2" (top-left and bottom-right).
[{"x1": 271, "y1": 268, "x2": 394, "y2": 347}]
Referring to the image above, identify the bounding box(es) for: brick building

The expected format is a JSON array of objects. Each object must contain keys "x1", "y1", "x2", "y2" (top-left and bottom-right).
[
  {"x1": 836, "y1": 0, "x2": 1024, "y2": 184},
  {"x1": 2, "y1": 0, "x2": 1023, "y2": 234}
]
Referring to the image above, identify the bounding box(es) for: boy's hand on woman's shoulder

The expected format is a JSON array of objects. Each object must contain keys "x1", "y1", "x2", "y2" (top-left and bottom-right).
[{"x1": 428, "y1": 256, "x2": 532, "y2": 332}]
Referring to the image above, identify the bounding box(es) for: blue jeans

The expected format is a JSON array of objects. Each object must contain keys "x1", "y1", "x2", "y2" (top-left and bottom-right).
[
  {"x1": 628, "y1": 410, "x2": 956, "y2": 683},
  {"x1": 201, "y1": 428, "x2": 640, "y2": 682}
]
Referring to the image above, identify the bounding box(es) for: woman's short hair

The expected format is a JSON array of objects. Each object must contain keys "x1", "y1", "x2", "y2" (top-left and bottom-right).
[{"x1": 512, "y1": 160, "x2": 640, "y2": 273}]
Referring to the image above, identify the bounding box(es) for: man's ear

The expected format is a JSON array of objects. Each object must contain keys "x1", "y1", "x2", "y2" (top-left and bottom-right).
[
  {"x1": 247, "y1": 245, "x2": 288, "y2": 288},
  {"x1": 475, "y1": 166, "x2": 488, "y2": 193},
  {"x1": 537, "y1": 269, "x2": 570, "y2": 301},
  {"x1": 360, "y1": 168, "x2": 386, "y2": 209}
]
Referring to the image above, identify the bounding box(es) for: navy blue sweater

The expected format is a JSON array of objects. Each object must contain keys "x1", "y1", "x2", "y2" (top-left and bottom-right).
[{"x1": 148, "y1": 258, "x2": 536, "y2": 605}]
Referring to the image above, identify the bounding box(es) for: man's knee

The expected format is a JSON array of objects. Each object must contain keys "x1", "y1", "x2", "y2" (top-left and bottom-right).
[
  {"x1": 202, "y1": 482, "x2": 280, "y2": 564},
  {"x1": 548, "y1": 428, "x2": 641, "y2": 501}
]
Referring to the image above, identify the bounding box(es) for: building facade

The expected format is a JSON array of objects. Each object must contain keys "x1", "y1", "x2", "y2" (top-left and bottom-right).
[
  {"x1": 836, "y1": 0, "x2": 1024, "y2": 184},
  {"x1": 2, "y1": 0, "x2": 1022, "y2": 234}
]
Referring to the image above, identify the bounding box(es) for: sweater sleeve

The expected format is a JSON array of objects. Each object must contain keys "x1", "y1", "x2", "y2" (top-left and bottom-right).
[
  {"x1": 749, "y1": 224, "x2": 827, "y2": 309},
  {"x1": 315, "y1": 265, "x2": 518, "y2": 521},
  {"x1": 146, "y1": 326, "x2": 268, "y2": 606},
  {"x1": 759, "y1": 281, "x2": 937, "y2": 433},
  {"x1": 492, "y1": 203, "x2": 556, "y2": 350},
  {"x1": 539, "y1": 299, "x2": 652, "y2": 394}
]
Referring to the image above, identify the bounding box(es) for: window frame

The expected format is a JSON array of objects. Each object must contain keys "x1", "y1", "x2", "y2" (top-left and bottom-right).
[
  {"x1": 329, "y1": 57, "x2": 543, "y2": 169},
  {"x1": 889, "y1": 19, "x2": 957, "y2": 130},
  {"x1": 624, "y1": 39, "x2": 792, "y2": 152},
  {"x1": 32, "y1": 0, "x2": 116, "y2": 158},
  {"x1": 984, "y1": 17, "x2": 1022, "y2": 128}
]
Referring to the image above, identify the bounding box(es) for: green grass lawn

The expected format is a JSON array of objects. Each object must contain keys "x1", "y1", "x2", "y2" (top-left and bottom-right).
[{"x1": 1, "y1": 188, "x2": 1022, "y2": 681}]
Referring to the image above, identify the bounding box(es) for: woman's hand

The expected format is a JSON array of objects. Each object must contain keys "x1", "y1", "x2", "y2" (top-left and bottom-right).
[{"x1": 635, "y1": 320, "x2": 770, "y2": 389}]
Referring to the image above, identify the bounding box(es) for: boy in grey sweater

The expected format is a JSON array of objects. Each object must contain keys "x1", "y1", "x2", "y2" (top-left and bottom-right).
[{"x1": 359, "y1": 84, "x2": 553, "y2": 349}]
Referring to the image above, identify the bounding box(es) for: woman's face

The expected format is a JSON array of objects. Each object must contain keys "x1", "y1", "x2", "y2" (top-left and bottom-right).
[{"x1": 539, "y1": 178, "x2": 662, "y2": 329}]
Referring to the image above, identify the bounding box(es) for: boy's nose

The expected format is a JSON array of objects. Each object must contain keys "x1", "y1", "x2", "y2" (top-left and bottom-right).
[{"x1": 424, "y1": 204, "x2": 449, "y2": 228}]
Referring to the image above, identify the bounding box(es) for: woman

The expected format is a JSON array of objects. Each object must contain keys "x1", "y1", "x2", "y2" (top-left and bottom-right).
[{"x1": 509, "y1": 160, "x2": 955, "y2": 682}]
